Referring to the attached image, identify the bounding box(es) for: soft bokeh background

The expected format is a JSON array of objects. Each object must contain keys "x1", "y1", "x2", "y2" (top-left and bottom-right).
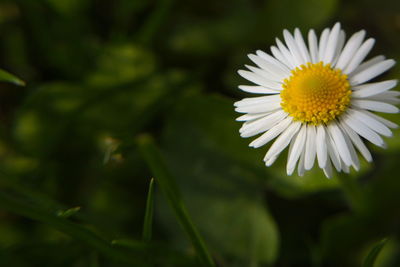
[{"x1": 0, "y1": 0, "x2": 400, "y2": 266}]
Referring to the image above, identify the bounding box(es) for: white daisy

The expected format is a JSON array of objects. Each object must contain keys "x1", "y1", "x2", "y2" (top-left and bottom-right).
[{"x1": 234, "y1": 22, "x2": 399, "y2": 178}]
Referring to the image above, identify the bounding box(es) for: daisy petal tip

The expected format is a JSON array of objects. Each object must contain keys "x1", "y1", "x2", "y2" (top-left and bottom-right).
[
  {"x1": 352, "y1": 164, "x2": 360, "y2": 172},
  {"x1": 323, "y1": 172, "x2": 332, "y2": 179},
  {"x1": 387, "y1": 59, "x2": 396, "y2": 68},
  {"x1": 304, "y1": 165, "x2": 313, "y2": 171},
  {"x1": 379, "y1": 141, "x2": 388, "y2": 149},
  {"x1": 248, "y1": 142, "x2": 256, "y2": 148},
  {"x1": 237, "y1": 69, "x2": 246, "y2": 77},
  {"x1": 318, "y1": 160, "x2": 328, "y2": 169}
]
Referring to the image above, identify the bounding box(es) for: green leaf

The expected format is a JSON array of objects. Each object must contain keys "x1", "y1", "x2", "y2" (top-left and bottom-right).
[
  {"x1": 0, "y1": 189, "x2": 145, "y2": 265},
  {"x1": 56, "y1": 207, "x2": 81, "y2": 218},
  {"x1": 192, "y1": 196, "x2": 279, "y2": 265},
  {"x1": 142, "y1": 178, "x2": 155, "y2": 242},
  {"x1": 0, "y1": 69, "x2": 25, "y2": 86},
  {"x1": 112, "y1": 239, "x2": 199, "y2": 266},
  {"x1": 159, "y1": 92, "x2": 280, "y2": 265},
  {"x1": 137, "y1": 135, "x2": 216, "y2": 267},
  {"x1": 261, "y1": 0, "x2": 338, "y2": 34},
  {"x1": 363, "y1": 238, "x2": 388, "y2": 267}
]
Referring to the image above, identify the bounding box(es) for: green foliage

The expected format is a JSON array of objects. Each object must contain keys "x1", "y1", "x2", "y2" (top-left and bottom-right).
[
  {"x1": 0, "y1": 0, "x2": 400, "y2": 266},
  {"x1": 138, "y1": 135, "x2": 215, "y2": 266},
  {"x1": 142, "y1": 178, "x2": 155, "y2": 242},
  {"x1": 363, "y1": 239, "x2": 388, "y2": 267},
  {"x1": 0, "y1": 68, "x2": 25, "y2": 85}
]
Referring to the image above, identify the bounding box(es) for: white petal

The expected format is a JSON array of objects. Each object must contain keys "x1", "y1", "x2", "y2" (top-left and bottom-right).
[
  {"x1": 342, "y1": 112, "x2": 386, "y2": 148},
  {"x1": 322, "y1": 159, "x2": 333, "y2": 178},
  {"x1": 348, "y1": 109, "x2": 392, "y2": 137},
  {"x1": 245, "y1": 65, "x2": 282, "y2": 84},
  {"x1": 326, "y1": 131, "x2": 342, "y2": 171},
  {"x1": 335, "y1": 30, "x2": 366, "y2": 70},
  {"x1": 351, "y1": 99, "x2": 399, "y2": 113},
  {"x1": 270, "y1": 46, "x2": 293, "y2": 69},
  {"x1": 238, "y1": 85, "x2": 280, "y2": 94},
  {"x1": 248, "y1": 54, "x2": 286, "y2": 81},
  {"x1": 361, "y1": 110, "x2": 399, "y2": 129},
  {"x1": 256, "y1": 50, "x2": 291, "y2": 75},
  {"x1": 318, "y1": 28, "x2": 330, "y2": 63},
  {"x1": 331, "y1": 30, "x2": 346, "y2": 66},
  {"x1": 352, "y1": 80, "x2": 398, "y2": 98},
  {"x1": 265, "y1": 155, "x2": 279, "y2": 167},
  {"x1": 338, "y1": 123, "x2": 360, "y2": 171},
  {"x1": 297, "y1": 149, "x2": 306, "y2": 177},
  {"x1": 304, "y1": 124, "x2": 317, "y2": 170},
  {"x1": 236, "y1": 112, "x2": 271, "y2": 122},
  {"x1": 316, "y1": 125, "x2": 328, "y2": 168},
  {"x1": 238, "y1": 70, "x2": 283, "y2": 90},
  {"x1": 294, "y1": 28, "x2": 311, "y2": 63},
  {"x1": 323, "y1": 22, "x2": 341, "y2": 64},
  {"x1": 327, "y1": 122, "x2": 353, "y2": 166},
  {"x1": 339, "y1": 119, "x2": 372, "y2": 162},
  {"x1": 240, "y1": 110, "x2": 287, "y2": 137},
  {"x1": 235, "y1": 101, "x2": 281, "y2": 114},
  {"x1": 249, "y1": 115, "x2": 292, "y2": 147},
  {"x1": 342, "y1": 160, "x2": 350, "y2": 173},
  {"x1": 286, "y1": 124, "x2": 307, "y2": 175},
  {"x1": 234, "y1": 95, "x2": 281, "y2": 107},
  {"x1": 283, "y1": 29, "x2": 305, "y2": 67},
  {"x1": 276, "y1": 38, "x2": 297, "y2": 68},
  {"x1": 351, "y1": 55, "x2": 386, "y2": 76},
  {"x1": 263, "y1": 121, "x2": 301, "y2": 162},
  {"x1": 308, "y1": 29, "x2": 319, "y2": 63},
  {"x1": 343, "y1": 38, "x2": 375, "y2": 75},
  {"x1": 367, "y1": 91, "x2": 400, "y2": 105},
  {"x1": 350, "y1": 59, "x2": 396, "y2": 85}
]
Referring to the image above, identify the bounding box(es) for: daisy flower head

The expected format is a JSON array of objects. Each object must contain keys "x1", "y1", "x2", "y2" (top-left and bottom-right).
[{"x1": 234, "y1": 22, "x2": 399, "y2": 178}]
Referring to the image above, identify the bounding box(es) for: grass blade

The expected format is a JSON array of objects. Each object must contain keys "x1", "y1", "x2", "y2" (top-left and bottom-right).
[
  {"x1": 0, "y1": 190, "x2": 144, "y2": 265},
  {"x1": 138, "y1": 134, "x2": 216, "y2": 267},
  {"x1": 0, "y1": 69, "x2": 25, "y2": 86},
  {"x1": 142, "y1": 178, "x2": 155, "y2": 242},
  {"x1": 363, "y1": 238, "x2": 387, "y2": 267}
]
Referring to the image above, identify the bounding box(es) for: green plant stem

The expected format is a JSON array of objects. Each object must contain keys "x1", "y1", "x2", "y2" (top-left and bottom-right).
[
  {"x1": 142, "y1": 178, "x2": 155, "y2": 242},
  {"x1": 137, "y1": 0, "x2": 174, "y2": 44},
  {"x1": 336, "y1": 174, "x2": 363, "y2": 211},
  {"x1": 138, "y1": 135, "x2": 216, "y2": 267}
]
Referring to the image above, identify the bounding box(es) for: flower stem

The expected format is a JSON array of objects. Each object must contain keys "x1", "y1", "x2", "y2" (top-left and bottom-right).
[{"x1": 336, "y1": 174, "x2": 363, "y2": 211}]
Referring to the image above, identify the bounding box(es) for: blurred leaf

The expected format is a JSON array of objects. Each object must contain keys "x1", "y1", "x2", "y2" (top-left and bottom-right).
[
  {"x1": 56, "y1": 207, "x2": 81, "y2": 219},
  {"x1": 142, "y1": 178, "x2": 155, "y2": 242},
  {"x1": 112, "y1": 239, "x2": 199, "y2": 266},
  {"x1": 0, "y1": 69, "x2": 25, "y2": 86},
  {"x1": 137, "y1": 0, "x2": 174, "y2": 44},
  {"x1": 138, "y1": 135, "x2": 216, "y2": 267},
  {"x1": 168, "y1": 3, "x2": 256, "y2": 56},
  {"x1": 159, "y1": 92, "x2": 280, "y2": 264},
  {"x1": 363, "y1": 238, "x2": 388, "y2": 267},
  {"x1": 86, "y1": 44, "x2": 156, "y2": 87},
  {"x1": 46, "y1": 0, "x2": 88, "y2": 15},
  {"x1": 261, "y1": 0, "x2": 338, "y2": 33},
  {"x1": 0, "y1": 189, "x2": 145, "y2": 265},
  {"x1": 193, "y1": 196, "x2": 279, "y2": 264}
]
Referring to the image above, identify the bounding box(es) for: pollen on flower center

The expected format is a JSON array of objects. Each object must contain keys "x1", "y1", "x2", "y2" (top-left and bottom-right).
[{"x1": 280, "y1": 62, "x2": 351, "y2": 125}]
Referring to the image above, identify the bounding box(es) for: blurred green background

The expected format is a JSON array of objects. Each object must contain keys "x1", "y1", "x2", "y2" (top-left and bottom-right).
[{"x1": 0, "y1": 0, "x2": 400, "y2": 266}]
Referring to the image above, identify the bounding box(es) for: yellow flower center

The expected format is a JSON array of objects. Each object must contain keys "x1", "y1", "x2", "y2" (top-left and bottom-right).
[{"x1": 280, "y1": 62, "x2": 351, "y2": 125}]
